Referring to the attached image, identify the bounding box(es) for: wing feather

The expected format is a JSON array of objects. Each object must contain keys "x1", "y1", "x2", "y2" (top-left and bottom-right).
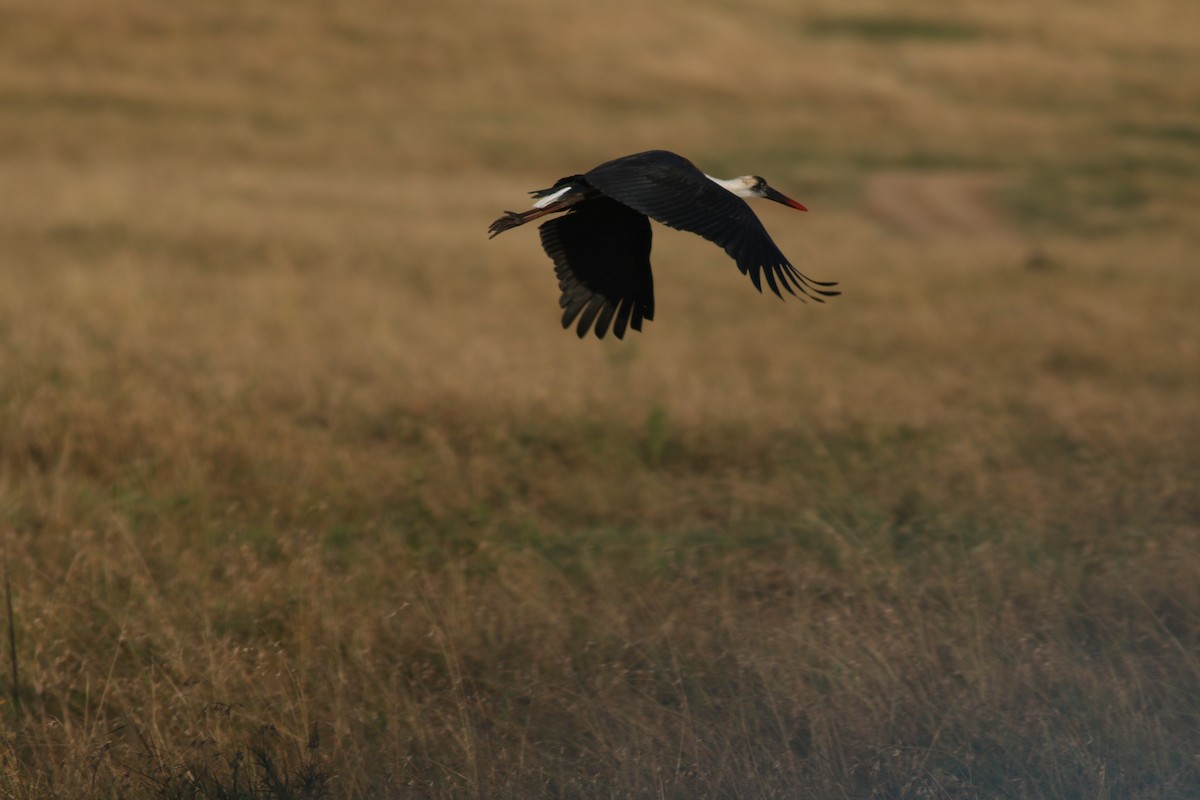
[
  {"x1": 538, "y1": 196, "x2": 656, "y2": 340},
  {"x1": 584, "y1": 150, "x2": 838, "y2": 301}
]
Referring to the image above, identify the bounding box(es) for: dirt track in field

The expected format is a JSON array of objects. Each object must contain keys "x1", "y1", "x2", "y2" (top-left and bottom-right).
[{"x1": 863, "y1": 171, "x2": 1015, "y2": 239}]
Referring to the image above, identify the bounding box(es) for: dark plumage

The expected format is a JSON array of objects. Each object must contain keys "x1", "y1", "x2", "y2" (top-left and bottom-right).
[{"x1": 489, "y1": 150, "x2": 838, "y2": 339}]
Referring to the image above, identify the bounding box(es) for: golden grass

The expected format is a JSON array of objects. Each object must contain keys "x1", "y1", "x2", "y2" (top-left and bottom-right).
[{"x1": 1, "y1": 0, "x2": 1199, "y2": 797}]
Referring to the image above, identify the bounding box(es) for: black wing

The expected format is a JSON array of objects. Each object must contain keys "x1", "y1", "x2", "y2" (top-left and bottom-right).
[
  {"x1": 584, "y1": 150, "x2": 837, "y2": 301},
  {"x1": 538, "y1": 196, "x2": 655, "y2": 340}
]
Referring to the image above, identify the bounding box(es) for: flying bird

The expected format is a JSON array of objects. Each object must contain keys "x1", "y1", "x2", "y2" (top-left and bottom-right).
[{"x1": 488, "y1": 149, "x2": 838, "y2": 339}]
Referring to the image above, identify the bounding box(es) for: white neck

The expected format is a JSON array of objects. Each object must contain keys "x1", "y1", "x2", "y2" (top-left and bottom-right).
[{"x1": 705, "y1": 174, "x2": 756, "y2": 198}]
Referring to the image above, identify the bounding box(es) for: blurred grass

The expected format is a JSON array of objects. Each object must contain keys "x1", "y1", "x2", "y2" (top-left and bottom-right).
[{"x1": 1, "y1": 0, "x2": 1199, "y2": 797}]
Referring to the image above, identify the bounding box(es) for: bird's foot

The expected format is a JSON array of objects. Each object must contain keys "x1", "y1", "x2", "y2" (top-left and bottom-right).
[{"x1": 488, "y1": 210, "x2": 526, "y2": 238}]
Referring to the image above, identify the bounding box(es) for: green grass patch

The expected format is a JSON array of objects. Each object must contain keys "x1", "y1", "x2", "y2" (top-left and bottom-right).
[
  {"x1": 1114, "y1": 121, "x2": 1200, "y2": 144},
  {"x1": 806, "y1": 15, "x2": 987, "y2": 42},
  {"x1": 1004, "y1": 155, "x2": 1200, "y2": 233}
]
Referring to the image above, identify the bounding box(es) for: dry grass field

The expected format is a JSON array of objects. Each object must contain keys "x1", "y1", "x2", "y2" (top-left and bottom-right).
[{"x1": 1, "y1": 0, "x2": 1199, "y2": 797}]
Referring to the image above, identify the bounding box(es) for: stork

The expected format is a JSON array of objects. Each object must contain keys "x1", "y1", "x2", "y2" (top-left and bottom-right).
[{"x1": 489, "y1": 150, "x2": 838, "y2": 339}]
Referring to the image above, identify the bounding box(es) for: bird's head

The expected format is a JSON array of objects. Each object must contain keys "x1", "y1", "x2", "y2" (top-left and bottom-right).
[
  {"x1": 746, "y1": 176, "x2": 808, "y2": 211},
  {"x1": 711, "y1": 175, "x2": 808, "y2": 211}
]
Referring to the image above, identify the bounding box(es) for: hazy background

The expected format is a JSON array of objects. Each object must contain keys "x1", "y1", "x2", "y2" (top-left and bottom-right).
[{"x1": 1, "y1": 0, "x2": 1198, "y2": 797}]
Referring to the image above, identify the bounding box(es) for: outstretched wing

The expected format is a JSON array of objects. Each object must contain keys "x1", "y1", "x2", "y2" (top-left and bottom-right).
[
  {"x1": 538, "y1": 196, "x2": 655, "y2": 340},
  {"x1": 584, "y1": 150, "x2": 837, "y2": 301}
]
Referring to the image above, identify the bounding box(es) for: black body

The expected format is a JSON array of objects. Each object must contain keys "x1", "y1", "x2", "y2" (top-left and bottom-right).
[{"x1": 490, "y1": 150, "x2": 838, "y2": 339}]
